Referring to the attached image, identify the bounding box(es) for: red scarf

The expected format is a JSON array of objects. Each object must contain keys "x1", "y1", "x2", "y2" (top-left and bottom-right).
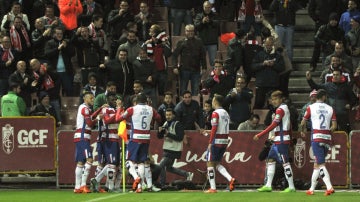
[
  {"x1": 9, "y1": 25, "x2": 31, "y2": 52},
  {"x1": 1, "y1": 45, "x2": 14, "y2": 62},
  {"x1": 88, "y1": 23, "x2": 105, "y2": 48}
]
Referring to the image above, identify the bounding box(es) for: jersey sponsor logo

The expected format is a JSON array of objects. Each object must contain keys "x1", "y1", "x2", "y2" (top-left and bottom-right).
[
  {"x1": 2, "y1": 124, "x2": 14, "y2": 154},
  {"x1": 294, "y1": 138, "x2": 306, "y2": 168}
]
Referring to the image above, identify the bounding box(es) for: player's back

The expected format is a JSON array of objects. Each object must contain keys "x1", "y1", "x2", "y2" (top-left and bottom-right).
[{"x1": 309, "y1": 102, "x2": 334, "y2": 130}]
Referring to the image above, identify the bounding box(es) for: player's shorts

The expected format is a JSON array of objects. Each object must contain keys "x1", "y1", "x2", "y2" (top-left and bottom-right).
[
  {"x1": 206, "y1": 145, "x2": 226, "y2": 162},
  {"x1": 126, "y1": 141, "x2": 149, "y2": 163},
  {"x1": 103, "y1": 140, "x2": 120, "y2": 165},
  {"x1": 311, "y1": 142, "x2": 329, "y2": 164},
  {"x1": 267, "y1": 143, "x2": 289, "y2": 164},
  {"x1": 96, "y1": 141, "x2": 106, "y2": 164},
  {"x1": 75, "y1": 140, "x2": 93, "y2": 163}
]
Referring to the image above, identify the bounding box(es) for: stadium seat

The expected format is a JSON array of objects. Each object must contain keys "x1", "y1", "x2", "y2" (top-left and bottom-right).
[{"x1": 61, "y1": 97, "x2": 80, "y2": 110}]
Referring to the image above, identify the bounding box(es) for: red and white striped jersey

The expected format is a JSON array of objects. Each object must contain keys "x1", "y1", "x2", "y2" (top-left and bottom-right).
[
  {"x1": 121, "y1": 104, "x2": 160, "y2": 143},
  {"x1": 303, "y1": 102, "x2": 336, "y2": 143},
  {"x1": 210, "y1": 108, "x2": 230, "y2": 147},
  {"x1": 101, "y1": 107, "x2": 119, "y2": 141},
  {"x1": 74, "y1": 103, "x2": 93, "y2": 141}
]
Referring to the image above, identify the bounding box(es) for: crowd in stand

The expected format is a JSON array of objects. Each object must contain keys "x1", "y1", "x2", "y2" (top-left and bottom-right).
[{"x1": 0, "y1": 0, "x2": 360, "y2": 133}]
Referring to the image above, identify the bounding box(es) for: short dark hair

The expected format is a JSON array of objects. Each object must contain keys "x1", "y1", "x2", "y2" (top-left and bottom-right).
[
  {"x1": 137, "y1": 93, "x2": 147, "y2": 103},
  {"x1": 164, "y1": 91, "x2": 173, "y2": 97},
  {"x1": 92, "y1": 14, "x2": 103, "y2": 22},
  {"x1": 213, "y1": 94, "x2": 224, "y2": 106},
  {"x1": 250, "y1": 114, "x2": 260, "y2": 121},
  {"x1": 165, "y1": 108, "x2": 175, "y2": 114},
  {"x1": 316, "y1": 89, "x2": 327, "y2": 99},
  {"x1": 182, "y1": 90, "x2": 191, "y2": 96},
  {"x1": 106, "y1": 81, "x2": 117, "y2": 87}
]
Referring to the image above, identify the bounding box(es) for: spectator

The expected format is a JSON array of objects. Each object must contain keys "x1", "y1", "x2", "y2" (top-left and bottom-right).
[
  {"x1": 144, "y1": 24, "x2": 172, "y2": 98},
  {"x1": 77, "y1": 0, "x2": 103, "y2": 26},
  {"x1": 31, "y1": 18, "x2": 52, "y2": 63},
  {"x1": 174, "y1": 90, "x2": 204, "y2": 130},
  {"x1": 157, "y1": 91, "x2": 176, "y2": 125},
  {"x1": 252, "y1": 36, "x2": 284, "y2": 109},
  {"x1": 79, "y1": 72, "x2": 105, "y2": 104},
  {"x1": 107, "y1": 0, "x2": 134, "y2": 59},
  {"x1": 172, "y1": 24, "x2": 206, "y2": 96},
  {"x1": 1, "y1": 82, "x2": 26, "y2": 116},
  {"x1": 320, "y1": 55, "x2": 352, "y2": 84},
  {"x1": 306, "y1": 69, "x2": 358, "y2": 134},
  {"x1": 8, "y1": 60, "x2": 37, "y2": 114},
  {"x1": 242, "y1": 32, "x2": 264, "y2": 85},
  {"x1": 224, "y1": 29, "x2": 246, "y2": 84},
  {"x1": 324, "y1": 41, "x2": 353, "y2": 72},
  {"x1": 58, "y1": 0, "x2": 83, "y2": 37},
  {"x1": 237, "y1": 114, "x2": 265, "y2": 131},
  {"x1": 29, "y1": 91, "x2": 60, "y2": 126},
  {"x1": 88, "y1": 15, "x2": 107, "y2": 62},
  {"x1": 298, "y1": 89, "x2": 317, "y2": 132},
  {"x1": 118, "y1": 21, "x2": 139, "y2": 47},
  {"x1": 309, "y1": 12, "x2": 345, "y2": 72},
  {"x1": 124, "y1": 80, "x2": 144, "y2": 109},
  {"x1": 73, "y1": 26, "x2": 105, "y2": 86},
  {"x1": 1, "y1": 1, "x2": 30, "y2": 33},
  {"x1": 203, "y1": 59, "x2": 233, "y2": 99},
  {"x1": 93, "y1": 81, "x2": 118, "y2": 111},
  {"x1": 40, "y1": 4, "x2": 65, "y2": 33},
  {"x1": 9, "y1": 16, "x2": 32, "y2": 63},
  {"x1": 132, "y1": 48, "x2": 157, "y2": 107},
  {"x1": 0, "y1": 36, "x2": 19, "y2": 97},
  {"x1": 30, "y1": 58, "x2": 62, "y2": 126},
  {"x1": 238, "y1": 0, "x2": 264, "y2": 37},
  {"x1": 339, "y1": 0, "x2": 360, "y2": 35},
  {"x1": 269, "y1": 0, "x2": 302, "y2": 61},
  {"x1": 45, "y1": 27, "x2": 75, "y2": 96},
  {"x1": 345, "y1": 15, "x2": 360, "y2": 69},
  {"x1": 32, "y1": 1, "x2": 60, "y2": 27},
  {"x1": 225, "y1": 76, "x2": 253, "y2": 130},
  {"x1": 194, "y1": 1, "x2": 220, "y2": 68},
  {"x1": 103, "y1": 48, "x2": 134, "y2": 99},
  {"x1": 308, "y1": 0, "x2": 344, "y2": 71},
  {"x1": 117, "y1": 30, "x2": 141, "y2": 64},
  {"x1": 134, "y1": 1, "x2": 154, "y2": 43},
  {"x1": 202, "y1": 99, "x2": 213, "y2": 130},
  {"x1": 168, "y1": 0, "x2": 195, "y2": 36}
]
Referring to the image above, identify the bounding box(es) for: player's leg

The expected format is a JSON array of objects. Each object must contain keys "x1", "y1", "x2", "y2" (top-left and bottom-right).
[
  {"x1": 278, "y1": 144, "x2": 295, "y2": 192},
  {"x1": 214, "y1": 147, "x2": 235, "y2": 191},
  {"x1": 205, "y1": 145, "x2": 217, "y2": 193}
]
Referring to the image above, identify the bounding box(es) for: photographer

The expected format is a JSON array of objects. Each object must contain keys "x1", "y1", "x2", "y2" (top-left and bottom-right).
[{"x1": 157, "y1": 108, "x2": 193, "y2": 189}]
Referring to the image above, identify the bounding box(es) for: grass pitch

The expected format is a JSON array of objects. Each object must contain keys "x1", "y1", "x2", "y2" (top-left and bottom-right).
[{"x1": 0, "y1": 189, "x2": 359, "y2": 202}]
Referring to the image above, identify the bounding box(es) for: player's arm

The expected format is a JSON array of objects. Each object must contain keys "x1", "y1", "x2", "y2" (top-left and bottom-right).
[
  {"x1": 153, "y1": 108, "x2": 162, "y2": 124},
  {"x1": 253, "y1": 108, "x2": 284, "y2": 140},
  {"x1": 330, "y1": 111, "x2": 337, "y2": 133},
  {"x1": 208, "y1": 111, "x2": 219, "y2": 147},
  {"x1": 300, "y1": 107, "x2": 311, "y2": 137}
]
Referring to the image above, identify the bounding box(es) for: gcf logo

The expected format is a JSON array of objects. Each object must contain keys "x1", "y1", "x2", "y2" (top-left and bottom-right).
[
  {"x1": 2, "y1": 124, "x2": 14, "y2": 154},
  {"x1": 294, "y1": 138, "x2": 306, "y2": 168}
]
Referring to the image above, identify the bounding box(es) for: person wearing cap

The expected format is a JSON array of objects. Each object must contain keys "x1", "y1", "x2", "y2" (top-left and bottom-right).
[
  {"x1": 298, "y1": 89, "x2": 317, "y2": 132},
  {"x1": 345, "y1": 14, "x2": 360, "y2": 69},
  {"x1": 309, "y1": 12, "x2": 345, "y2": 72},
  {"x1": 339, "y1": 0, "x2": 360, "y2": 35},
  {"x1": 29, "y1": 91, "x2": 60, "y2": 126}
]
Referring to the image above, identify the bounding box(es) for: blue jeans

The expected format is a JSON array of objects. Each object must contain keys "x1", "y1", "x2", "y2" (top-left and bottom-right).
[
  {"x1": 57, "y1": 72, "x2": 74, "y2": 96},
  {"x1": 180, "y1": 70, "x2": 201, "y2": 96},
  {"x1": 50, "y1": 99, "x2": 61, "y2": 123},
  {"x1": 205, "y1": 44, "x2": 218, "y2": 68},
  {"x1": 170, "y1": 8, "x2": 193, "y2": 36},
  {"x1": 241, "y1": 15, "x2": 262, "y2": 36},
  {"x1": 275, "y1": 25, "x2": 294, "y2": 61}
]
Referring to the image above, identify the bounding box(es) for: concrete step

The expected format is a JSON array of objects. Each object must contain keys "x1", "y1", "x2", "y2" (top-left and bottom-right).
[
  {"x1": 289, "y1": 77, "x2": 319, "y2": 87},
  {"x1": 293, "y1": 47, "x2": 313, "y2": 57}
]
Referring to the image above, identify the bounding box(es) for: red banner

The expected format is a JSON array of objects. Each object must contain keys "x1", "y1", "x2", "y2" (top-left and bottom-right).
[
  {"x1": 57, "y1": 130, "x2": 348, "y2": 186},
  {"x1": 291, "y1": 132, "x2": 348, "y2": 186},
  {"x1": 350, "y1": 131, "x2": 360, "y2": 185},
  {"x1": 0, "y1": 117, "x2": 56, "y2": 172}
]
